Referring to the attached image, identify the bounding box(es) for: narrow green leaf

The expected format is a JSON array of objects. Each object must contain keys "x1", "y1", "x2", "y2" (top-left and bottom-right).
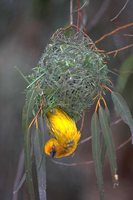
[
  {"x1": 22, "y1": 89, "x2": 37, "y2": 200},
  {"x1": 34, "y1": 122, "x2": 47, "y2": 200},
  {"x1": 100, "y1": 108, "x2": 110, "y2": 165},
  {"x1": 100, "y1": 136, "x2": 107, "y2": 167},
  {"x1": 91, "y1": 112, "x2": 104, "y2": 200},
  {"x1": 111, "y1": 91, "x2": 133, "y2": 143},
  {"x1": 99, "y1": 107, "x2": 117, "y2": 182}
]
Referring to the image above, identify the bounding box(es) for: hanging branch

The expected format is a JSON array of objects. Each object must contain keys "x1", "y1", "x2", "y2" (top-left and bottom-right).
[
  {"x1": 70, "y1": 0, "x2": 74, "y2": 25},
  {"x1": 95, "y1": 22, "x2": 133, "y2": 44},
  {"x1": 107, "y1": 43, "x2": 133, "y2": 56},
  {"x1": 77, "y1": 0, "x2": 81, "y2": 28}
]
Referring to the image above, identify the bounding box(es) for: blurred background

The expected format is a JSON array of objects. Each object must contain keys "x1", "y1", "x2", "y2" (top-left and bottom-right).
[{"x1": 0, "y1": 0, "x2": 133, "y2": 200}]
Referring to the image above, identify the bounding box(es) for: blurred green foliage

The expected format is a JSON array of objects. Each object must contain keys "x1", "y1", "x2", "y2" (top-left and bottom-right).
[
  {"x1": 32, "y1": 0, "x2": 50, "y2": 18},
  {"x1": 116, "y1": 55, "x2": 133, "y2": 93}
]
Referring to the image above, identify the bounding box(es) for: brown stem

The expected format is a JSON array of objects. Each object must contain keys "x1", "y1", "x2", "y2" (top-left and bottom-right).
[
  {"x1": 107, "y1": 43, "x2": 133, "y2": 56},
  {"x1": 95, "y1": 22, "x2": 133, "y2": 44}
]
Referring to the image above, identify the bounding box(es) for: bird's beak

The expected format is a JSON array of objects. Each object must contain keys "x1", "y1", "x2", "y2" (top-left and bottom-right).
[{"x1": 50, "y1": 146, "x2": 56, "y2": 158}]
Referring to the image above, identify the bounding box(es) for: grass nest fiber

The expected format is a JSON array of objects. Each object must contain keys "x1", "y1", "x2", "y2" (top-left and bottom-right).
[{"x1": 27, "y1": 27, "x2": 109, "y2": 121}]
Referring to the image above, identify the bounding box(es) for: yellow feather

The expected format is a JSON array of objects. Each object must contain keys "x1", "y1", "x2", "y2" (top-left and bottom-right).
[{"x1": 44, "y1": 107, "x2": 81, "y2": 158}]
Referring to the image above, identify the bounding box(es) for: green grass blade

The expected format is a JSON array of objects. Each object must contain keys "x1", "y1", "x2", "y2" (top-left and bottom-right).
[
  {"x1": 22, "y1": 89, "x2": 37, "y2": 200},
  {"x1": 111, "y1": 91, "x2": 133, "y2": 143},
  {"x1": 99, "y1": 107, "x2": 117, "y2": 183},
  {"x1": 14, "y1": 66, "x2": 30, "y2": 84},
  {"x1": 27, "y1": 72, "x2": 45, "y2": 89},
  {"x1": 33, "y1": 119, "x2": 47, "y2": 200},
  {"x1": 91, "y1": 112, "x2": 104, "y2": 200}
]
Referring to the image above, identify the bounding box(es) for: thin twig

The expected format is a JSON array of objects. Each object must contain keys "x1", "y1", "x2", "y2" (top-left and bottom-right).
[
  {"x1": 79, "y1": 136, "x2": 92, "y2": 145},
  {"x1": 80, "y1": 112, "x2": 85, "y2": 132},
  {"x1": 113, "y1": 118, "x2": 122, "y2": 125},
  {"x1": 124, "y1": 33, "x2": 133, "y2": 37},
  {"x1": 28, "y1": 103, "x2": 43, "y2": 129},
  {"x1": 95, "y1": 22, "x2": 133, "y2": 44},
  {"x1": 74, "y1": 1, "x2": 88, "y2": 12},
  {"x1": 107, "y1": 43, "x2": 133, "y2": 56},
  {"x1": 117, "y1": 136, "x2": 131, "y2": 151},
  {"x1": 52, "y1": 159, "x2": 94, "y2": 167},
  {"x1": 12, "y1": 149, "x2": 25, "y2": 200},
  {"x1": 13, "y1": 174, "x2": 26, "y2": 196},
  {"x1": 108, "y1": 69, "x2": 119, "y2": 76},
  {"x1": 111, "y1": 0, "x2": 129, "y2": 22},
  {"x1": 77, "y1": 0, "x2": 81, "y2": 28},
  {"x1": 70, "y1": 0, "x2": 74, "y2": 25}
]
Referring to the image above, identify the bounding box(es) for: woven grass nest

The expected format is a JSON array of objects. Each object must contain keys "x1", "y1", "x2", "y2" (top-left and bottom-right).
[{"x1": 27, "y1": 27, "x2": 109, "y2": 121}]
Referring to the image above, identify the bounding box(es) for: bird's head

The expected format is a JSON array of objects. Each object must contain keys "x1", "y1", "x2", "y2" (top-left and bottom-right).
[{"x1": 44, "y1": 138, "x2": 78, "y2": 158}]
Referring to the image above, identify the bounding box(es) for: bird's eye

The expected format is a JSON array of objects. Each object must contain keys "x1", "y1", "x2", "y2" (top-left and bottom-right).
[{"x1": 50, "y1": 145, "x2": 56, "y2": 158}]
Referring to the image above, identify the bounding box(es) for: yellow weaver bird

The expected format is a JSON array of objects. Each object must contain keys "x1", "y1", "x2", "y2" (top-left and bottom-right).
[{"x1": 44, "y1": 108, "x2": 81, "y2": 158}]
